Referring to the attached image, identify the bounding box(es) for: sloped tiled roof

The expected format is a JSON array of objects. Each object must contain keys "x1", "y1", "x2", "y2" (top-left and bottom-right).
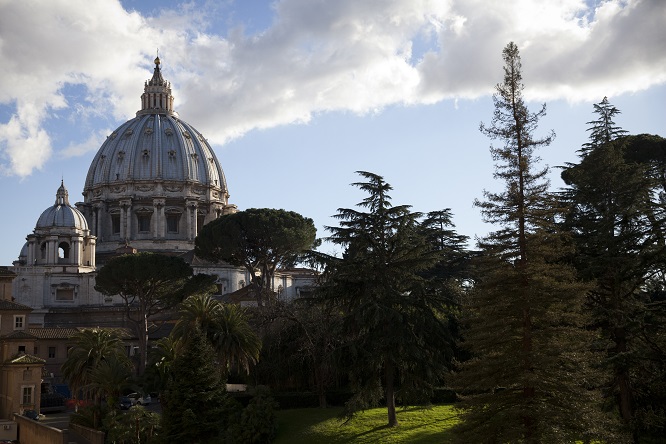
[
  {"x1": 6, "y1": 354, "x2": 45, "y2": 365},
  {"x1": 0, "y1": 300, "x2": 32, "y2": 311},
  {"x1": 28, "y1": 326, "x2": 134, "y2": 340},
  {"x1": 1, "y1": 330, "x2": 37, "y2": 340},
  {"x1": 92, "y1": 327, "x2": 133, "y2": 339},
  {"x1": 29, "y1": 328, "x2": 80, "y2": 340}
]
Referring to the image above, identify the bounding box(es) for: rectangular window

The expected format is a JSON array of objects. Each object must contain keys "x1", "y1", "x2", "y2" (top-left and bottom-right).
[
  {"x1": 138, "y1": 214, "x2": 151, "y2": 233},
  {"x1": 48, "y1": 347, "x2": 56, "y2": 359},
  {"x1": 22, "y1": 386, "x2": 33, "y2": 406},
  {"x1": 112, "y1": 214, "x2": 121, "y2": 234},
  {"x1": 34, "y1": 346, "x2": 39, "y2": 355},
  {"x1": 167, "y1": 214, "x2": 180, "y2": 233},
  {"x1": 56, "y1": 288, "x2": 74, "y2": 301},
  {"x1": 14, "y1": 315, "x2": 24, "y2": 330}
]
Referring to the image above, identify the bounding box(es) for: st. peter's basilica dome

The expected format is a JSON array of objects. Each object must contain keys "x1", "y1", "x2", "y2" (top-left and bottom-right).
[{"x1": 77, "y1": 57, "x2": 236, "y2": 259}]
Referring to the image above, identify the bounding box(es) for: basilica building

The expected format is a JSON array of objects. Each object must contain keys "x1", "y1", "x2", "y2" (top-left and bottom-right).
[{"x1": 10, "y1": 56, "x2": 315, "y2": 328}]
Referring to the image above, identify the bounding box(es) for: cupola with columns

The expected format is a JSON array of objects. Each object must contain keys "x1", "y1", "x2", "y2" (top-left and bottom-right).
[
  {"x1": 20, "y1": 181, "x2": 96, "y2": 269},
  {"x1": 78, "y1": 56, "x2": 236, "y2": 261}
]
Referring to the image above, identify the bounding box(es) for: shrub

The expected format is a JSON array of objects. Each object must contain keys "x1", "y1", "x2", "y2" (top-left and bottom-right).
[{"x1": 227, "y1": 387, "x2": 279, "y2": 443}]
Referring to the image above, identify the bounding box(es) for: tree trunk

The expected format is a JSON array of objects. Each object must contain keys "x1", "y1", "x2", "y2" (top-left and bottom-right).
[
  {"x1": 137, "y1": 308, "x2": 149, "y2": 376},
  {"x1": 316, "y1": 366, "x2": 327, "y2": 408},
  {"x1": 385, "y1": 360, "x2": 398, "y2": 427},
  {"x1": 614, "y1": 329, "x2": 633, "y2": 425}
]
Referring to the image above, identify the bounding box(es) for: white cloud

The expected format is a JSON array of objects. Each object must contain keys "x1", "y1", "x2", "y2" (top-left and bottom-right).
[
  {"x1": 0, "y1": 0, "x2": 664, "y2": 177},
  {"x1": 60, "y1": 129, "x2": 110, "y2": 158}
]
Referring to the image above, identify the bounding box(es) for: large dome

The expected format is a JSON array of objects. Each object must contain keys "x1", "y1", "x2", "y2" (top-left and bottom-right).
[
  {"x1": 84, "y1": 114, "x2": 226, "y2": 189},
  {"x1": 36, "y1": 181, "x2": 88, "y2": 230},
  {"x1": 77, "y1": 56, "x2": 236, "y2": 257},
  {"x1": 84, "y1": 56, "x2": 227, "y2": 193}
]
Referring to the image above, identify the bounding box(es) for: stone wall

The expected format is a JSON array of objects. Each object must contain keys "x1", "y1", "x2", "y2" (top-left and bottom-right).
[{"x1": 14, "y1": 414, "x2": 66, "y2": 444}]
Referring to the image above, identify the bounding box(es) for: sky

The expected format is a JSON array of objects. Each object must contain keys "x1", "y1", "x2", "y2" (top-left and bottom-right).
[{"x1": 0, "y1": 0, "x2": 664, "y2": 265}]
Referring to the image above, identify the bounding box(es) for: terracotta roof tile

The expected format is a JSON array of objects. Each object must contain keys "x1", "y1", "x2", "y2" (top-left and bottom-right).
[
  {"x1": 29, "y1": 328, "x2": 80, "y2": 340},
  {"x1": 28, "y1": 326, "x2": 134, "y2": 340},
  {"x1": 6, "y1": 354, "x2": 45, "y2": 365},
  {"x1": 1, "y1": 330, "x2": 37, "y2": 340},
  {"x1": 0, "y1": 300, "x2": 32, "y2": 311}
]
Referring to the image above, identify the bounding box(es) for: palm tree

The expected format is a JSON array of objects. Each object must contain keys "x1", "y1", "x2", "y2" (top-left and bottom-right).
[
  {"x1": 147, "y1": 335, "x2": 183, "y2": 394},
  {"x1": 171, "y1": 292, "x2": 223, "y2": 342},
  {"x1": 61, "y1": 328, "x2": 130, "y2": 416},
  {"x1": 62, "y1": 328, "x2": 128, "y2": 404},
  {"x1": 87, "y1": 356, "x2": 134, "y2": 411},
  {"x1": 172, "y1": 295, "x2": 261, "y2": 375},
  {"x1": 215, "y1": 303, "x2": 262, "y2": 374}
]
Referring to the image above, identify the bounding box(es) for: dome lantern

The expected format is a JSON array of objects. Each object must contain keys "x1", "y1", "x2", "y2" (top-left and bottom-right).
[
  {"x1": 138, "y1": 56, "x2": 174, "y2": 116},
  {"x1": 55, "y1": 180, "x2": 70, "y2": 206}
]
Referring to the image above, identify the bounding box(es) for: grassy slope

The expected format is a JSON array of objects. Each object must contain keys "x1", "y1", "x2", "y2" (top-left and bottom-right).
[{"x1": 274, "y1": 404, "x2": 460, "y2": 444}]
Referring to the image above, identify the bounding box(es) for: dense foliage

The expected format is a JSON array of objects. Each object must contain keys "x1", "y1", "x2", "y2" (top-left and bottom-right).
[
  {"x1": 171, "y1": 294, "x2": 261, "y2": 377},
  {"x1": 160, "y1": 326, "x2": 234, "y2": 443},
  {"x1": 62, "y1": 328, "x2": 133, "y2": 428},
  {"x1": 195, "y1": 208, "x2": 317, "y2": 306},
  {"x1": 563, "y1": 111, "x2": 666, "y2": 441},
  {"x1": 226, "y1": 387, "x2": 279, "y2": 443}
]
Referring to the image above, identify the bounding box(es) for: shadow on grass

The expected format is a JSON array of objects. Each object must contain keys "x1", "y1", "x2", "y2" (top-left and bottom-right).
[{"x1": 275, "y1": 404, "x2": 460, "y2": 444}]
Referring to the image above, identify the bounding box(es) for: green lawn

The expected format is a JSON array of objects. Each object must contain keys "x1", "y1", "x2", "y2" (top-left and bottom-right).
[{"x1": 274, "y1": 404, "x2": 460, "y2": 444}]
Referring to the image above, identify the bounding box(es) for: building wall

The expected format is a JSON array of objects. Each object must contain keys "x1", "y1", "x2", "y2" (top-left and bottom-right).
[{"x1": 0, "y1": 364, "x2": 42, "y2": 419}]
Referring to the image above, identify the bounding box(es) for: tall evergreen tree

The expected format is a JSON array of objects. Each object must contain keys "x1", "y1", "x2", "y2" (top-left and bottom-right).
[
  {"x1": 579, "y1": 96, "x2": 628, "y2": 156},
  {"x1": 454, "y1": 42, "x2": 607, "y2": 443},
  {"x1": 418, "y1": 210, "x2": 471, "y2": 364},
  {"x1": 160, "y1": 326, "x2": 232, "y2": 443},
  {"x1": 317, "y1": 171, "x2": 455, "y2": 427},
  {"x1": 562, "y1": 99, "x2": 666, "y2": 441}
]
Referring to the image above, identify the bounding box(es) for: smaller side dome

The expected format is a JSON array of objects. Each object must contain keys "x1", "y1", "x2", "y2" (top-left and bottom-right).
[{"x1": 36, "y1": 181, "x2": 89, "y2": 230}]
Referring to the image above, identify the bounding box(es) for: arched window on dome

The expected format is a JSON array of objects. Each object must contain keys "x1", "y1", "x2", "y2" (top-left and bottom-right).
[
  {"x1": 40, "y1": 242, "x2": 47, "y2": 260},
  {"x1": 58, "y1": 242, "x2": 70, "y2": 263}
]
